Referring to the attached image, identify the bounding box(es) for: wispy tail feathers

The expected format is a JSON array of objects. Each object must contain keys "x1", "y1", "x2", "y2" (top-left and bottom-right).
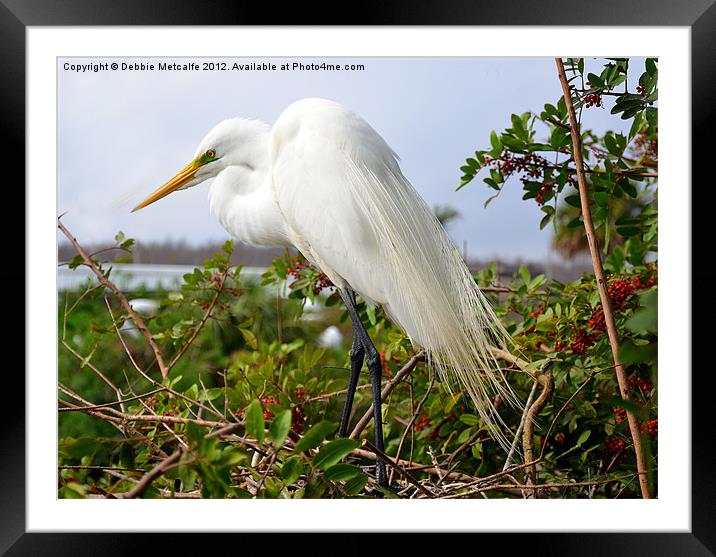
[{"x1": 346, "y1": 161, "x2": 522, "y2": 451}]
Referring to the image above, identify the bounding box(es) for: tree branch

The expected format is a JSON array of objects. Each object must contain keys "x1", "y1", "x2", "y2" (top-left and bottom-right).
[{"x1": 555, "y1": 57, "x2": 650, "y2": 499}]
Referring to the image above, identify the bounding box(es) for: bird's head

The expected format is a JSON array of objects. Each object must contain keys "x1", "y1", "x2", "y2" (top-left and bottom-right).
[{"x1": 132, "y1": 118, "x2": 269, "y2": 212}]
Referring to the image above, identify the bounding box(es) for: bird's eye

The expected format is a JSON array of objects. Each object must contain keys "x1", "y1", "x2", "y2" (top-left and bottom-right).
[{"x1": 206, "y1": 149, "x2": 216, "y2": 159}]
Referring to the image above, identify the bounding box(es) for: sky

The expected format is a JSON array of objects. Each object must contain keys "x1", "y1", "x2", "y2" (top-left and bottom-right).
[{"x1": 57, "y1": 57, "x2": 640, "y2": 261}]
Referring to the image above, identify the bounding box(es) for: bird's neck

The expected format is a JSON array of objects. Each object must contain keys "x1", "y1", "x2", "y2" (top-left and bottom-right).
[{"x1": 208, "y1": 163, "x2": 291, "y2": 248}]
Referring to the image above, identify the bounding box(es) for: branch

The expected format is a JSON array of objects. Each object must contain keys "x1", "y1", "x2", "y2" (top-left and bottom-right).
[
  {"x1": 57, "y1": 218, "x2": 170, "y2": 381},
  {"x1": 521, "y1": 368, "x2": 554, "y2": 497},
  {"x1": 167, "y1": 266, "x2": 229, "y2": 371},
  {"x1": 503, "y1": 380, "x2": 538, "y2": 471},
  {"x1": 121, "y1": 450, "x2": 183, "y2": 499},
  {"x1": 556, "y1": 58, "x2": 650, "y2": 499}
]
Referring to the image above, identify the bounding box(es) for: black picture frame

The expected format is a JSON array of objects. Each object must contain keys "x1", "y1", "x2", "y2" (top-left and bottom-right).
[{"x1": 5, "y1": 0, "x2": 711, "y2": 554}]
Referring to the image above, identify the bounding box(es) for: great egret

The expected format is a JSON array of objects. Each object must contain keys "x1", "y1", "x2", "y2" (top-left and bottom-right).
[{"x1": 133, "y1": 98, "x2": 518, "y2": 485}]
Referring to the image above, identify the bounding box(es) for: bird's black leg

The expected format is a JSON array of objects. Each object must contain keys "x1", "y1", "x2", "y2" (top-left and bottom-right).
[
  {"x1": 338, "y1": 288, "x2": 388, "y2": 486},
  {"x1": 338, "y1": 291, "x2": 364, "y2": 438}
]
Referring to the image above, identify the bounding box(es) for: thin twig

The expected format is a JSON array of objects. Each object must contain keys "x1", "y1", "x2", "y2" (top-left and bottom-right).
[
  {"x1": 361, "y1": 440, "x2": 435, "y2": 498},
  {"x1": 58, "y1": 218, "x2": 170, "y2": 381},
  {"x1": 168, "y1": 267, "x2": 229, "y2": 371},
  {"x1": 389, "y1": 371, "x2": 435, "y2": 485},
  {"x1": 57, "y1": 388, "x2": 165, "y2": 412}
]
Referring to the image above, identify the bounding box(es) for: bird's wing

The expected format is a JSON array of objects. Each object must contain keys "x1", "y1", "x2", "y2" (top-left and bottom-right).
[
  {"x1": 269, "y1": 99, "x2": 401, "y2": 303},
  {"x1": 269, "y1": 99, "x2": 521, "y2": 450}
]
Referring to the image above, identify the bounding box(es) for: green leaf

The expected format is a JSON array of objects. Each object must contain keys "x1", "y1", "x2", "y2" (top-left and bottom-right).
[
  {"x1": 466, "y1": 157, "x2": 480, "y2": 170},
  {"x1": 490, "y1": 130, "x2": 502, "y2": 154},
  {"x1": 68, "y1": 254, "x2": 84, "y2": 270},
  {"x1": 459, "y1": 414, "x2": 478, "y2": 426},
  {"x1": 501, "y1": 135, "x2": 526, "y2": 152},
  {"x1": 343, "y1": 473, "x2": 369, "y2": 496},
  {"x1": 365, "y1": 304, "x2": 377, "y2": 327},
  {"x1": 269, "y1": 410, "x2": 292, "y2": 447},
  {"x1": 540, "y1": 212, "x2": 553, "y2": 230},
  {"x1": 313, "y1": 438, "x2": 360, "y2": 471},
  {"x1": 603, "y1": 133, "x2": 621, "y2": 157},
  {"x1": 519, "y1": 264, "x2": 531, "y2": 285},
  {"x1": 245, "y1": 399, "x2": 265, "y2": 445},
  {"x1": 625, "y1": 289, "x2": 657, "y2": 334},
  {"x1": 609, "y1": 74, "x2": 627, "y2": 89},
  {"x1": 587, "y1": 73, "x2": 603, "y2": 88},
  {"x1": 444, "y1": 392, "x2": 463, "y2": 413},
  {"x1": 619, "y1": 339, "x2": 657, "y2": 365},
  {"x1": 281, "y1": 455, "x2": 306, "y2": 485},
  {"x1": 577, "y1": 430, "x2": 591, "y2": 445},
  {"x1": 593, "y1": 192, "x2": 609, "y2": 207},
  {"x1": 629, "y1": 111, "x2": 645, "y2": 141},
  {"x1": 323, "y1": 463, "x2": 364, "y2": 482},
  {"x1": 294, "y1": 421, "x2": 337, "y2": 453},
  {"x1": 60, "y1": 484, "x2": 86, "y2": 499},
  {"x1": 239, "y1": 328, "x2": 258, "y2": 350},
  {"x1": 564, "y1": 194, "x2": 581, "y2": 208},
  {"x1": 550, "y1": 125, "x2": 569, "y2": 150}
]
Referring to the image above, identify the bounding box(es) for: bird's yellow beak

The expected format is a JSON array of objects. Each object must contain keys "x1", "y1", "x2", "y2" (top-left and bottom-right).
[{"x1": 132, "y1": 158, "x2": 200, "y2": 212}]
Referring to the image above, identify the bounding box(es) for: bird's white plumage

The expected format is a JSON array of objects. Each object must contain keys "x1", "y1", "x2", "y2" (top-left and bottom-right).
[{"x1": 191, "y1": 98, "x2": 519, "y2": 447}]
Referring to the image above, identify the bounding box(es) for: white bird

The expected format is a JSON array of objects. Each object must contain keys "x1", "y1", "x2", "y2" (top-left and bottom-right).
[{"x1": 133, "y1": 98, "x2": 519, "y2": 485}]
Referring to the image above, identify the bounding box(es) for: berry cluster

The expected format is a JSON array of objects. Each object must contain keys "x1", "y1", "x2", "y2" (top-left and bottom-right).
[
  {"x1": 286, "y1": 255, "x2": 334, "y2": 295},
  {"x1": 480, "y1": 152, "x2": 575, "y2": 207},
  {"x1": 643, "y1": 418, "x2": 658, "y2": 437},
  {"x1": 258, "y1": 395, "x2": 279, "y2": 420},
  {"x1": 614, "y1": 406, "x2": 627, "y2": 424},
  {"x1": 482, "y1": 152, "x2": 548, "y2": 180},
  {"x1": 608, "y1": 277, "x2": 638, "y2": 310},
  {"x1": 552, "y1": 325, "x2": 596, "y2": 354},
  {"x1": 554, "y1": 431, "x2": 565, "y2": 445},
  {"x1": 198, "y1": 272, "x2": 240, "y2": 311},
  {"x1": 628, "y1": 374, "x2": 652, "y2": 393},
  {"x1": 584, "y1": 92, "x2": 603, "y2": 108},
  {"x1": 632, "y1": 133, "x2": 658, "y2": 162},
  {"x1": 604, "y1": 436, "x2": 627, "y2": 459},
  {"x1": 312, "y1": 273, "x2": 333, "y2": 295},
  {"x1": 378, "y1": 351, "x2": 394, "y2": 378},
  {"x1": 525, "y1": 306, "x2": 544, "y2": 334},
  {"x1": 291, "y1": 388, "x2": 306, "y2": 434},
  {"x1": 535, "y1": 183, "x2": 555, "y2": 206},
  {"x1": 210, "y1": 272, "x2": 241, "y2": 297},
  {"x1": 567, "y1": 326, "x2": 597, "y2": 354},
  {"x1": 588, "y1": 270, "x2": 658, "y2": 333},
  {"x1": 286, "y1": 256, "x2": 307, "y2": 279},
  {"x1": 415, "y1": 414, "x2": 430, "y2": 432}
]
